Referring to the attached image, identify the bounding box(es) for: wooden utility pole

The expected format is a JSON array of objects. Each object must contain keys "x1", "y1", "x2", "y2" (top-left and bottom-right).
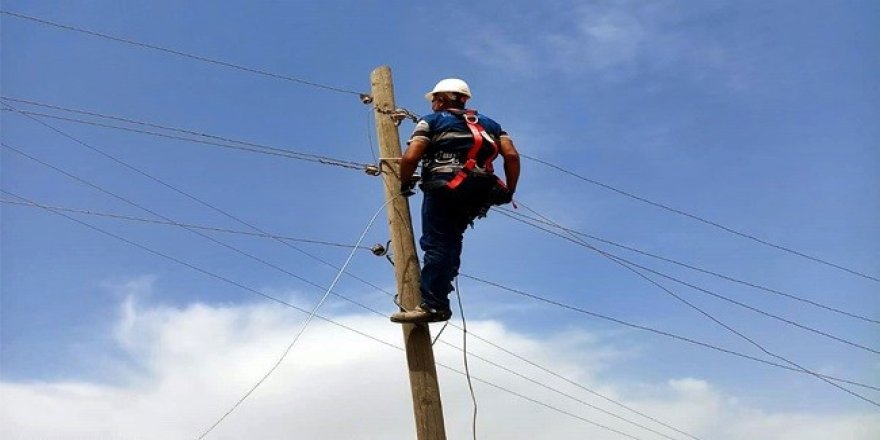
[{"x1": 370, "y1": 65, "x2": 447, "y2": 440}]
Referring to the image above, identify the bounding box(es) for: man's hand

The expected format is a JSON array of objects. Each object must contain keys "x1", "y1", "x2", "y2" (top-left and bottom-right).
[
  {"x1": 489, "y1": 185, "x2": 514, "y2": 205},
  {"x1": 400, "y1": 177, "x2": 419, "y2": 197}
]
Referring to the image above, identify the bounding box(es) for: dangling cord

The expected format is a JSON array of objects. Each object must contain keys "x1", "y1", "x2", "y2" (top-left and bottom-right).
[
  {"x1": 455, "y1": 277, "x2": 478, "y2": 440},
  {"x1": 431, "y1": 321, "x2": 449, "y2": 345}
]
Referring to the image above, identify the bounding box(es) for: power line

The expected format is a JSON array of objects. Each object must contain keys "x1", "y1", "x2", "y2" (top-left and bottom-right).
[
  {"x1": 4, "y1": 183, "x2": 871, "y2": 396},
  {"x1": 4, "y1": 169, "x2": 870, "y2": 397},
  {"x1": 5, "y1": 96, "x2": 868, "y2": 430},
  {"x1": 5, "y1": 189, "x2": 653, "y2": 440},
  {"x1": 523, "y1": 154, "x2": 880, "y2": 283},
  {"x1": 0, "y1": 201, "x2": 697, "y2": 439},
  {"x1": 514, "y1": 200, "x2": 880, "y2": 408},
  {"x1": 1, "y1": 100, "x2": 388, "y2": 303},
  {"x1": 17, "y1": 178, "x2": 856, "y2": 395},
  {"x1": 0, "y1": 195, "x2": 783, "y2": 439},
  {"x1": 197, "y1": 197, "x2": 393, "y2": 439},
  {"x1": 0, "y1": 10, "x2": 365, "y2": 97},
  {"x1": 499, "y1": 207, "x2": 879, "y2": 325},
  {"x1": 0, "y1": 102, "x2": 367, "y2": 235},
  {"x1": 1, "y1": 99, "x2": 399, "y2": 331},
  {"x1": 0, "y1": 199, "x2": 370, "y2": 251},
  {"x1": 461, "y1": 375, "x2": 650, "y2": 440},
  {"x1": 448, "y1": 314, "x2": 702, "y2": 440},
  {"x1": 436, "y1": 316, "x2": 694, "y2": 440},
  {"x1": 2, "y1": 142, "x2": 412, "y2": 365},
  {"x1": 498, "y1": 208, "x2": 880, "y2": 355},
  {"x1": 5, "y1": 3, "x2": 873, "y2": 418},
  {"x1": 10, "y1": 187, "x2": 872, "y2": 438},
  {"x1": 0, "y1": 138, "x2": 675, "y2": 436},
  {"x1": 10, "y1": 201, "x2": 842, "y2": 439},
  {"x1": 2, "y1": 98, "x2": 403, "y2": 337},
  {"x1": 389, "y1": 255, "x2": 693, "y2": 440},
  {"x1": 460, "y1": 273, "x2": 879, "y2": 393},
  {"x1": 1, "y1": 99, "x2": 371, "y2": 171},
  {"x1": 1, "y1": 21, "x2": 699, "y2": 431},
  {"x1": 0, "y1": 59, "x2": 747, "y2": 440},
  {"x1": 5, "y1": 98, "x2": 672, "y2": 434},
  {"x1": 0, "y1": 200, "x2": 696, "y2": 439},
  {"x1": 0, "y1": 184, "x2": 695, "y2": 438}
]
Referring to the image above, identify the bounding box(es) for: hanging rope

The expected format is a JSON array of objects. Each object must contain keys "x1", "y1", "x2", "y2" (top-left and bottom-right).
[{"x1": 197, "y1": 196, "x2": 397, "y2": 439}]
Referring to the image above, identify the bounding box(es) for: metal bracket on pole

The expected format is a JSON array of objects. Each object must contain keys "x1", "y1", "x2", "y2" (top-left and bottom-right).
[
  {"x1": 375, "y1": 106, "x2": 420, "y2": 126},
  {"x1": 364, "y1": 158, "x2": 419, "y2": 181}
]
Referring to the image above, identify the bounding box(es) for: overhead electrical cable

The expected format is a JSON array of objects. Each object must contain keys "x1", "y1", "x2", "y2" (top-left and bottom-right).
[
  {"x1": 12, "y1": 96, "x2": 868, "y2": 323},
  {"x1": 1, "y1": 101, "x2": 402, "y2": 323},
  {"x1": 16, "y1": 110, "x2": 368, "y2": 170},
  {"x1": 6, "y1": 99, "x2": 868, "y2": 432},
  {"x1": 0, "y1": 133, "x2": 677, "y2": 436},
  {"x1": 4, "y1": 189, "x2": 653, "y2": 440},
  {"x1": 1, "y1": 101, "x2": 370, "y2": 171},
  {"x1": 497, "y1": 209, "x2": 880, "y2": 355},
  {"x1": 4, "y1": 188, "x2": 871, "y2": 396},
  {"x1": 3, "y1": 97, "x2": 693, "y2": 437},
  {"x1": 13, "y1": 197, "x2": 833, "y2": 438},
  {"x1": 4, "y1": 6, "x2": 872, "y2": 426},
  {"x1": 0, "y1": 10, "x2": 365, "y2": 97},
  {"x1": 513, "y1": 200, "x2": 879, "y2": 408},
  {"x1": 197, "y1": 198, "x2": 393, "y2": 439},
  {"x1": 0, "y1": 199, "x2": 370, "y2": 250},
  {"x1": 10, "y1": 96, "x2": 873, "y2": 350},
  {"x1": 4, "y1": 103, "x2": 680, "y2": 436},
  {"x1": 2, "y1": 190, "x2": 696, "y2": 438},
  {"x1": 0, "y1": 205, "x2": 695, "y2": 439},
  {"x1": 4, "y1": 173, "x2": 871, "y2": 398},
  {"x1": 448, "y1": 315, "x2": 703, "y2": 440},
  {"x1": 3, "y1": 101, "x2": 410, "y2": 344},
  {"x1": 460, "y1": 273, "x2": 878, "y2": 393},
  {"x1": 499, "y1": 208, "x2": 878, "y2": 325},
  {"x1": 2, "y1": 96, "x2": 371, "y2": 169},
  {"x1": 2, "y1": 144, "x2": 417, "y2": 361},
  {"x1": 2, "y1": 100, "x2": 403, "y2": 334},
  {"x1": 523, "y1": 154, "x2": 879, "y2": 283},
  {"x1": 1, "y1": 101, "x2": 386, "y2": 299},
  {"x1": 437, "y1": 312, "x2": 692, "y2": 440},
  {"x1": 9, "y1": 184, "x2": 849, "y2": 389}
]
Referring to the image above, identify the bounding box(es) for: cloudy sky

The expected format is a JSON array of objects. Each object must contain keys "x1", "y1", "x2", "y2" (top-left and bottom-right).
[{"x1": 2, "y1": 1, "x2": 878, "y2": 439}]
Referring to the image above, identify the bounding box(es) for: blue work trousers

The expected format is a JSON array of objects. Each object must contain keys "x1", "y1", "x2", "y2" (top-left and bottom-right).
[{"x1": 418, "y1": 190, "x2": 475, "y2": 312}]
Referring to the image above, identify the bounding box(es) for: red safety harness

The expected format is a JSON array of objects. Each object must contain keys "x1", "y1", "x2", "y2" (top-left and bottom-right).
[{"x1": 446, "y1": 109, "x2": 505, "y2": 190}]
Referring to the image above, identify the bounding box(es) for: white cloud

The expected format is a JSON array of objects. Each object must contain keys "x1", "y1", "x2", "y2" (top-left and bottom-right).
[
  {"x1": 1, "y1": 286, "x2": 878, "y2": 439},
  {"x1": 462, "y1": 1, "x2": 754, "y2": 89}
]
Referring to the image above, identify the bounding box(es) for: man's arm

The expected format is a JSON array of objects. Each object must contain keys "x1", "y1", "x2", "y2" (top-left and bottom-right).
[
  {"x1": 498, "y1": 137, "x2": 520, "y2": 193},
  {"x1": 400, "y1": 138, "x2": 429, "y2": 184}
]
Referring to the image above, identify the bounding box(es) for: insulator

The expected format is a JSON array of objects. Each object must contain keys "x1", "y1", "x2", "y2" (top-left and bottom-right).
[
  {"x1": 371, "y1": 243, "x2": 387, "y2": 256},
  {"x1": 364, "y1": 164, "x2": 381, "y2": 176}
]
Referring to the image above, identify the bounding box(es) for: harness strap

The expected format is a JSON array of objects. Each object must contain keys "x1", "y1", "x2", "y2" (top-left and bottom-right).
[{"x1": 447, "y1": 110, "x2": 499, "y2": 190}]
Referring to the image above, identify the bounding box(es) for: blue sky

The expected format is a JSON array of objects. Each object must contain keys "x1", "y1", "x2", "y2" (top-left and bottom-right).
[{"x1": 2, "y1": 1, "x2": 878, "y2": 438}]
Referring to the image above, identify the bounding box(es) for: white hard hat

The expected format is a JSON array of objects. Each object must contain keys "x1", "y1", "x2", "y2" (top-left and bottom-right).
[{"x1": 425, "y1": 78, "x2": 472, "y2": 101}]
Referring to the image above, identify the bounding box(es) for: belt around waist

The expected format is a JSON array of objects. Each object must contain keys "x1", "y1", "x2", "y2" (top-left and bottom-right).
[{"x1": 427, "y1": 165, "x2": 492, "y2": 175}]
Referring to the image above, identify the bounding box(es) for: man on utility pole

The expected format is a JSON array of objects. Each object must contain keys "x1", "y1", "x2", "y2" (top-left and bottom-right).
[{"x1": 391, "y1": 78, "x2": 521, "y2": 324}]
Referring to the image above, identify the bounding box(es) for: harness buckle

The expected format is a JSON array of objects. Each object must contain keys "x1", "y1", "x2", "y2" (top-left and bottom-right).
[{"x1": 464, "y1": 113, "x2": 479, "y2": 124}]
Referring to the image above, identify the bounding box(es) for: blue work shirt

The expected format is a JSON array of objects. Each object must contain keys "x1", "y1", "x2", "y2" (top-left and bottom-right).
[{"x1": 408, "y1": 109, "x2": 509, "y2": 181}]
